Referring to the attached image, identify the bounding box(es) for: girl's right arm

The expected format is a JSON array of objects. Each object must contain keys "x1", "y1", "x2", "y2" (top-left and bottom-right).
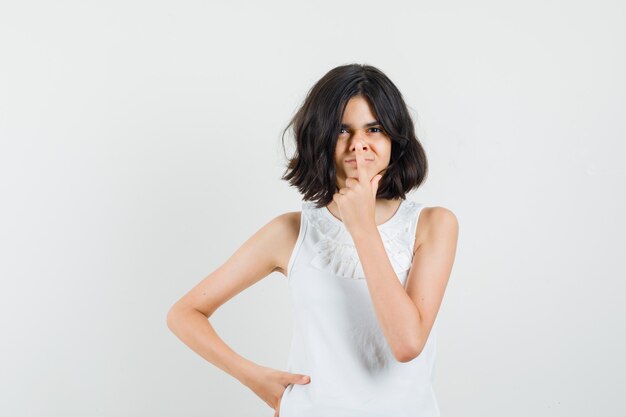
[{"x1": 166, "y1": 212, "x2": 310, "y2": 415}]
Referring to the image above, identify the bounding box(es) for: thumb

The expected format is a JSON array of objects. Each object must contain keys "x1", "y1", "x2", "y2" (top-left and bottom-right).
[{"x1": 293, "y1": 374, "x2": 311, "y2": 384}]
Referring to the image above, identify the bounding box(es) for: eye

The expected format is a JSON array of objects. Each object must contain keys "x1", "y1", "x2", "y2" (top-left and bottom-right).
[{"x1": 370, "y1": 127, "x2": 382, "y2": 133}]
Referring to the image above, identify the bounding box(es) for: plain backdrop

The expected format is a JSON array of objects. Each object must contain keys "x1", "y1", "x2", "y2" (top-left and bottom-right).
[{"x1": 1, "y1": 1, "x2": 625, "y2": 416}]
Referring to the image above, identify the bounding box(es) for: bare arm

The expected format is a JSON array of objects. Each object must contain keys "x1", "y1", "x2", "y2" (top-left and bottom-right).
[
  {"x1": 352, "y1": 206, "x2": 458, "y2": 362},
  {"x1": 166, "y1": 308, "x2": 261, "y2": 385},
  {"x1": 166, "y1": 212, "x2": 302, "y2": 388},
  {"x1": 404, "y1": 207, "x2": 458, "y2": 358}
]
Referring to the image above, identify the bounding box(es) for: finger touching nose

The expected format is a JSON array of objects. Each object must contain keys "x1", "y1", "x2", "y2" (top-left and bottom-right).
[{"x1": 350, "y1": 136, "x2": 369, "y2": 151}]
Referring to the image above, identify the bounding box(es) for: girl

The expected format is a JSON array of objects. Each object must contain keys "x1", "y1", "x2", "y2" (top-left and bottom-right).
[{"x1": 167, "y1": 63, "x2": 459, "y2": 417}]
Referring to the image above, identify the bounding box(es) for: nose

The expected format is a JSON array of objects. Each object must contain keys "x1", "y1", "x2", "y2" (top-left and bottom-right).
[{"x1": 349, "y1": 131, "x2": 369, "y2": 152}]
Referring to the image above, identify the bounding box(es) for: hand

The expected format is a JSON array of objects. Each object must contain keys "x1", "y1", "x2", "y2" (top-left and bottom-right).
[
  {"x1": 242, "y1": 365, "x2": 311, "y2": 417},
  {"x1": 333, "y1": 140, "x2": 383, "y2": 237}
]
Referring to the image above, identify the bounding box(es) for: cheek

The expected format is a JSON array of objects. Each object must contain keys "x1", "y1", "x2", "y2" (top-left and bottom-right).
[
  {"x1": 334, "y1": 149, "x2": 343, "y2": 167},
  {"x1": 384, "y1": 140, "x2": 393, "y2": 157},
  {"x1": 375, "y1": 140, "x2": 392, "y2": 158},
  {"x1": 333, "y1": 153, "x2": 344, "y2": 173}
]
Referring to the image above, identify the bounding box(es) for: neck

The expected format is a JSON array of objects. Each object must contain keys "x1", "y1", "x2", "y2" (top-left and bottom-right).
[{"x1": 326, "y1": 198, "x2": 402, "y2": 225}]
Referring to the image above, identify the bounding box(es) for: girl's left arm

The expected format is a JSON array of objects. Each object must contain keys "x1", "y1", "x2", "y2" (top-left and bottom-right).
[{"x1": 352, "y1": 207, "x2": 458, "y2": 362}]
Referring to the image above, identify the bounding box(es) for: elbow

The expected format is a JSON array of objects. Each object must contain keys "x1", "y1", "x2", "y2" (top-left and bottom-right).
[
  {"x1": 395, "y1": 339, "x2": 424, "y2": 363},
  {"x1": 166, "y1": 306, "x2": 178, "y2": 331},
  {"x1": 167, "y1": 303, "x2": 208, "y2": 331},
  {"x1": 166, "y1": 304, "x2": 187, "y2": 331}
]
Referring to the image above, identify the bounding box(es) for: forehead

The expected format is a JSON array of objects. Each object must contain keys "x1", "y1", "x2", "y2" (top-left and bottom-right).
[{"x1": 341, "y1": 96, "x2": 379, "y2": 123}]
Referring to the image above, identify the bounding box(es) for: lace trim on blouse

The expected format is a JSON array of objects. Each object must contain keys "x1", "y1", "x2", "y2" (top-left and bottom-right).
[{"x1": 302, "y1": 199, "x2": 420, "y2": 280}]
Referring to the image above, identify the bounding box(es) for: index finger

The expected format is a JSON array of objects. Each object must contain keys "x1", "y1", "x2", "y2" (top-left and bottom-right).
[{"x1": 355, "y1": 141, "x2": 368, "y2": 183}]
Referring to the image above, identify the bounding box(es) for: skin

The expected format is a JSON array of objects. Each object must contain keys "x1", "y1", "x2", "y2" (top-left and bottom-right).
[
  {"x1": 166, "y1": 95, "x2": 459, "y2": 416},
  {"x1": 328, "y1": 95, "x2": 401, "y2": 227}
]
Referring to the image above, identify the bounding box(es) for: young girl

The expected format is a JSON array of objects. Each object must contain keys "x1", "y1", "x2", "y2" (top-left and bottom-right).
[{"x1": 167, "y1": 63, "x2": 459, "y2": 417}]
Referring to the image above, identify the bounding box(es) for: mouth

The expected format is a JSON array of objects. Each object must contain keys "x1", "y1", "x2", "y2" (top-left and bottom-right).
[{"x1": 345, "y1": 159, "x2": 373, "y2": 166}]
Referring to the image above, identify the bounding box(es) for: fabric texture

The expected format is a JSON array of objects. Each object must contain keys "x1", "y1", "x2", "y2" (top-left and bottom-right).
[{"x1": 279, "y1": 198, "x2": 440, "y2": 417}]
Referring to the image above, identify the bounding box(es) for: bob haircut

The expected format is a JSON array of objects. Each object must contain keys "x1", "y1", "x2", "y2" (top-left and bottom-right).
[{"x1": 281, "y1": 63, "x2": 428, "y2": 209}]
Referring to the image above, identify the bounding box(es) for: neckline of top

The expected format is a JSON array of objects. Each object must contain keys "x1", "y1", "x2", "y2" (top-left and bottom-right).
[{"x1": 321, "y1": 199, "x2": 405, "y2": 229}]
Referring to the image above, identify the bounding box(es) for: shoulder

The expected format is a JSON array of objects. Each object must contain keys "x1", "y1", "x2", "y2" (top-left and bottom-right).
[
  {"x1": 270, "y1": 210, "x2": 302, "y2": 235},
  {"x1": 265, "y1": 211, "x2": 302, "y2": 276},
  {"x1": 414, "y1": 205, "x2": 459, "y2": 249}
]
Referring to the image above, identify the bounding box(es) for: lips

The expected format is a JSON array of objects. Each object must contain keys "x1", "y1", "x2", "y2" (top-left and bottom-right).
[{"x1": 345, "y1": 159, "x2": 373, "y2": 168}]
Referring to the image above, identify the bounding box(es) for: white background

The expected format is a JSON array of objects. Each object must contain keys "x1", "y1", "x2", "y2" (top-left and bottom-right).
[{"x1": 1, "y1": 1, "x2": 625, "y2": 416}]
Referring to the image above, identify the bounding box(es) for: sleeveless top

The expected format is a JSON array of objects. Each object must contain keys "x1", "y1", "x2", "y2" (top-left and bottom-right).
[{"x1": 279, "y1": 198, "x2": 440, "y2": 417}]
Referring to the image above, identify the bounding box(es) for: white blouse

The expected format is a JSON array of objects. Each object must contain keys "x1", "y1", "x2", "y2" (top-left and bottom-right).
[{"x1": 279, "y1": 198, "x2": 440, "y2": 417}]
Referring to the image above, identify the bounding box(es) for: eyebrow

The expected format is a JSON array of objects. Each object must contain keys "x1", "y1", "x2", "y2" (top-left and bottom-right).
[{"x1": 340, "y1": 121, "x2": 381, "y2": 128}]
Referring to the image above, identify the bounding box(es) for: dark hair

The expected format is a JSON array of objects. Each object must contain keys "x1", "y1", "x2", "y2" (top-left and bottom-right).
[{"x1": 280, "y1": 63, "x2": 428, "y2": 208}]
